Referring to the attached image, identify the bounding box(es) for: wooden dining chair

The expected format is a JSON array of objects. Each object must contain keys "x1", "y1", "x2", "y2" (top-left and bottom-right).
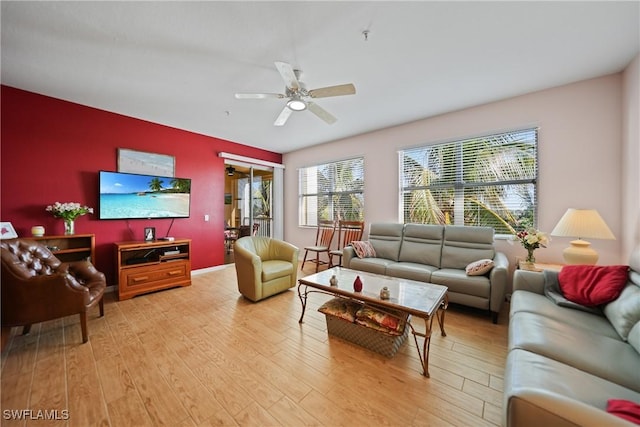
[
  {"x1": 301, "y1": 220, "x2": 336, "y2": 272},
  {"x1": 329, "y1": 220, "x2": 365, "y2": 267}
]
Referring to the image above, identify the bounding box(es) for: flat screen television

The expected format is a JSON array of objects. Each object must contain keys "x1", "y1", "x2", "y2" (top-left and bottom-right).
[{"x1": 99, "y1": 171, "x2": 191, "y2": 219}]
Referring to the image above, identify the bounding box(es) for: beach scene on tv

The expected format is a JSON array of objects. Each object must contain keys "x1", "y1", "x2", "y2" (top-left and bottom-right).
[{"x1": 100, "y1": 172, "x2": 191, "y2": 219}]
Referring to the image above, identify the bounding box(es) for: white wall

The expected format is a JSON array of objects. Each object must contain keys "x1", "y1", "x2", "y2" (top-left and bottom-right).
[
  {"x1": 284, "y1": 72, "x2": 628, "y2": 275},
  {"x1": 622, "y1": 53, "x2": 640, "y2": 260}
]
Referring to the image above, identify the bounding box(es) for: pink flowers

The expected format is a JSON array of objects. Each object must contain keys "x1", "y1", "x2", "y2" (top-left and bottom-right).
[
  {"x1": 46, "y1": 202, "x2": 93, "y2": 221},
  {"x1": 516, "y1": 228, "x2": 549, "y2": 262}
]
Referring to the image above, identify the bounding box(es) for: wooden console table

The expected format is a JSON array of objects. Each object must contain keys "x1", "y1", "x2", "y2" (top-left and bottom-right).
[
  {"x1": 114, "y1": 239, "x2": 191, "y2": 300},
  {"x1": 32, "y1": 234, "x2": 95, "y2": 263}
]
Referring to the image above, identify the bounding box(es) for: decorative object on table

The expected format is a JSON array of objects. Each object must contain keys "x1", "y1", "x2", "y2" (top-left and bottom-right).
[
  {"x1": 144, "y1": 227, "x2": 156, "y2": 242},
  {"x1": 353, "y1": 275, "x2": 363, "y2": 292},
  {"x1": 46, "y1": 202, "x2": 93, "y2": 235},
  {"x1": 31, "y1": 225, "x2": 45, "y2": 237},
  {"x1": 380, "y1": 286, "x2": 390, "y2": 300},
  {"x1": 550, "y1": 208, "x2": 616, "y2": 265},
  {"x1": 0, "y1": 222, "x2": 18, "y2": 239},
  {"x1": 516, "y1": 227, "x2": 549, "y2": 268},
  {"x1": 329, "y1": 274, "x2": 338, "y2": 286}
]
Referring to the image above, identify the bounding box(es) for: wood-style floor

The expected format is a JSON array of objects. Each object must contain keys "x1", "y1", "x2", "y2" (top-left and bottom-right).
[{"x1": 1, "y1": 262, "x2": 509, "y2": 427}]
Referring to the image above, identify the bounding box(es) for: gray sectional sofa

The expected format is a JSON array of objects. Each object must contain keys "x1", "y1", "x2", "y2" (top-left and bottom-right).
[
  {"x1": 342, "y1": 222, "x2": 509, "y2": 323},
  {"x1": 504, "y1": 246, "x2": 640, "y2": 427}
]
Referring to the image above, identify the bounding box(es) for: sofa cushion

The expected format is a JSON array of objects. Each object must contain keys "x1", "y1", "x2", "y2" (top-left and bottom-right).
[
  {"x1": 431, "y1": 268, "x2": 490, "y2": 299},
  {"x1": 398, "y1": 223, "x2": 443, "y2": 267},
  {"x1": 603, "y1": 282, "x2": 640, "y2": 341},
  {"x1": 510, "y1": 290, "x2": 620, "y2": 340},
  {"x1": 465, "y1": 259, "x2": 494, "y2": 276},
  {"x1": 440, "y1": 225, "x2": 495, "y2": 269},
  {"x1": 261, "y1": 260, "x2": 293, "y2": 282},
  {"x1": 351, "y1": 240, "x2": 376, "y2": 258},
  {"x1": 607, "y1": 399, "x2": 640, "y2": 424},
  {"x1": 367, "y1": 223, "x2": 404, "y2": 262},
  {"x1": 504, "y1": 349, "x2": 640, "y2": 427},
  {"x1": 348, "y1": 257, "x2": 394, "y2": 275},
  {"x1": 385, "y1": 262, "x2": 437, "y2": 283},
  {"x1": 355, "y1": 306, "x2": 407, "y2": 335},
  {"x1": 509, "y1": 311, "x2": 640, "y2": 392},
  {"x1": 558, "y1": 265, "x2": 629, "y2": 306},
  {"x1": 318, "y1": 297, "x2": 362, "y2": 322},
  {"x1": 543, "y1": 270, "x2": 602, "y2": 314}
]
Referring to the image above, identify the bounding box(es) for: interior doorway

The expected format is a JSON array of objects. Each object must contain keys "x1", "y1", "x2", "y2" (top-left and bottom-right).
[{"x1": 224, "y1": 162, "x2": 274, "y2": 264}]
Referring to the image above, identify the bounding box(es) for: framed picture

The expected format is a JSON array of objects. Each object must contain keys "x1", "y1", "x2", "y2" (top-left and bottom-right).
[
  {"x1": 0, "y1": 222, "x2": 18, "y2": 239},
  {"x1": 144, "y1": 227, "x2": 156, "y2": 242},
  {"x1": 118, "y1": 148, "x2": 175, "y2": 177},
  {"x1": 224, "y1": 193, "x2": 232, "y2": 205}
]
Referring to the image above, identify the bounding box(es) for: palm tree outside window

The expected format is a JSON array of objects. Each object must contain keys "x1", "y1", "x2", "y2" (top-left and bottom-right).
[
  {"x1": 399, "y1": 128, "x2": 538, "y2": 235},
  {"x1": 299, "y1": 157, "x2": 364, "y2": 226}
]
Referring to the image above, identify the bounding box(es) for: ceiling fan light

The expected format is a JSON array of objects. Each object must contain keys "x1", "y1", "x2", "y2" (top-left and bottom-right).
[{"x1": 287, "y1": 98, "x2": 307, "y2": 111}]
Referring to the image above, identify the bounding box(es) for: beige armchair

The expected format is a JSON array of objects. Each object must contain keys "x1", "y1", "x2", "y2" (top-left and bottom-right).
[{"x1": 233, "y1": 236, "x2": 299, "y2": 302}]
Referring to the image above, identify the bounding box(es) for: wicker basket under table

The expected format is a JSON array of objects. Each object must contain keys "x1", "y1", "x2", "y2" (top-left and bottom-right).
[{"x1": 324, "y1": 313, "x2": 409, "y2": 357}]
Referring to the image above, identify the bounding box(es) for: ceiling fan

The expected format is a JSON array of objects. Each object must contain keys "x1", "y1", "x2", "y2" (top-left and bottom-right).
[{"x1": 235, "y1": 61, "x2": 356, "y2": 126}]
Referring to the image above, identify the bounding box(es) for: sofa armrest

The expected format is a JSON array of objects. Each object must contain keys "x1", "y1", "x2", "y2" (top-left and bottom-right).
[
  {"x1": 505, "y1": 390, "x2": 634, "y2": 427},
  {"x1": 343, "y1": 246, "x2": 356, "y2": 268},
  {"x1": 233, "y1": 243, "x2": 263, "y2": 301},
  {"x1": 489, "y1": 252, "x2": 509, "y2": 314},
  {"x1": 513, "y1": 270, "x2": 545, "y2": 295}
]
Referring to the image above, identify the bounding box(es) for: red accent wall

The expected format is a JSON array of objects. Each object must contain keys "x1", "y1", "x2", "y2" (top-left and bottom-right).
[{"x1": 1, "y1": 85, "x2": 282, "y2": 284}]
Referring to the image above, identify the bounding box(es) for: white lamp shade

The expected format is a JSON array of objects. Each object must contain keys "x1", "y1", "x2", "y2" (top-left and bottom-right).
[
  {"x1": 550, "y1": 209, "x2": 615, "y2": 265},
  {"x1": 550, "y1": 209, "x2": 615, "y2": 240}
]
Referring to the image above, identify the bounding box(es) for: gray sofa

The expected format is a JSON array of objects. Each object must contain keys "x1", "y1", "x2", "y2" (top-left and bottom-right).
[
  {"x1": 342, "y1": 223, "x2": 509, "y2": 323},
  {"x1": 504, "y1": 246, "x2": 640, "y2": 427}
]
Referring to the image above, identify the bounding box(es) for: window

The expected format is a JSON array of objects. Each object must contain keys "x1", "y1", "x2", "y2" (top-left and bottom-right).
[
  {"x1": 299, "y1": 157, "x2": 364, "y2": 226},
  {"x1": 399, "y1": 128, "x2": 538, "y2": 234}
]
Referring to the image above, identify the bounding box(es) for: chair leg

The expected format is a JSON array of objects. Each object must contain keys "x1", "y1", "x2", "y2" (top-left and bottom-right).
[
  {"x1": 99, "y1": 297, "x2": 105, "y2": 317},
  {"x1": 334, "y1": 254, "x2": 343, "y2": 267},
  {"x1": 1, "y1": 327, "x2": 11, "y2": 352},
  {"x1": 22, "y1": 324, "x2": 32, "y2": 335},
  {"x1": 315, "y1": 252, "x2": 320, "y2": 272},
  {"x1": 301, "y1": 250, "x2": 309, "y2": 270},
  {"x1": 80, "y1": 312, "x2": 88, "y2": 343}
]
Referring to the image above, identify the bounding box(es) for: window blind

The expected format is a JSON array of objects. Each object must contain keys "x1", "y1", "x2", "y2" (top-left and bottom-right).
[
  {"x1": 399, "y1": 128, "x2": 538, "y2": 234},
  {"x1": 299, "y1": 157, "x2": 364, "y2": 227}
]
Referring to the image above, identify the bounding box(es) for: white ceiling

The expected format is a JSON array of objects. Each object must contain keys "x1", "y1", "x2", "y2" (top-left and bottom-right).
[{"x1": 2, "y1": 1, "x2": 639, "y2": 153}]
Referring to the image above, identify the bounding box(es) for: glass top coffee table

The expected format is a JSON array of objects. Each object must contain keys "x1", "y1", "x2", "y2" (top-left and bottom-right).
[{"x1": 298, "y1": 267, "x2": 448, "y2": 377}]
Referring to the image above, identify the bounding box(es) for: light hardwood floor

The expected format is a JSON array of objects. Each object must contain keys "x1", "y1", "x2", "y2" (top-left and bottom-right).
[{"x1": 1, "y1": 263, "x2": 509, "y2": 427}]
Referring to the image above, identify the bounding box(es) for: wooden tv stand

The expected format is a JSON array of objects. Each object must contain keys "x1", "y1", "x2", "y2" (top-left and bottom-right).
[{"x1": 114, "y1": 239, "x2": 191, "y2": 300}]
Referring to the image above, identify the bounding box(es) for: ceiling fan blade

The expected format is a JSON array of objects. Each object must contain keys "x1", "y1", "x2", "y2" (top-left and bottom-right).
[
  {"x1": 307, "y1": 102, "x2": 337, "y2": 124},
  {"x1": 274, "y1": 106, "x2": 293, "y2": 126},
  {"x1": 274, "y1": 61, "x2": 300, "y2": 90},
  {"x1": 308, "y1": 83, "x2": 356, "y2": 98},
  {"x1": 235, "y1": 93, "x2": 284, "y2": 99}
]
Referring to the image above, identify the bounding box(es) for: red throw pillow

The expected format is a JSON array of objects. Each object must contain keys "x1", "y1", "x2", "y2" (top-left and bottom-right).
[
  {"x1": 607, "y1": 399, "x2": 640, "y2": 424},
  {"x1": 558, "y1": 265, "x2": 629, "y2": 306}
]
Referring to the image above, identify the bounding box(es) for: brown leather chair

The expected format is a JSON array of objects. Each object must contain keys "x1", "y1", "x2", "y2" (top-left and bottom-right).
[{"x1": 1, "y1": 238, "x2": 105, "y2": 348}]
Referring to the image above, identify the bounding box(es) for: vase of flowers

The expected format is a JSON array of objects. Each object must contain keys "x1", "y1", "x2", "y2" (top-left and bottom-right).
[
  {"x1": 46, "y1": 202, "x2": 93, "y2": 235},
  {"x1": 516, "y1": 228, "x2": 549, "y2": 268}
]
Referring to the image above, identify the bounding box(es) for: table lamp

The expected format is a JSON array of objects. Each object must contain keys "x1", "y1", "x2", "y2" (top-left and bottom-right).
[{"x1": 550, "y1": 208, "x2": 615, "y2": 265}]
